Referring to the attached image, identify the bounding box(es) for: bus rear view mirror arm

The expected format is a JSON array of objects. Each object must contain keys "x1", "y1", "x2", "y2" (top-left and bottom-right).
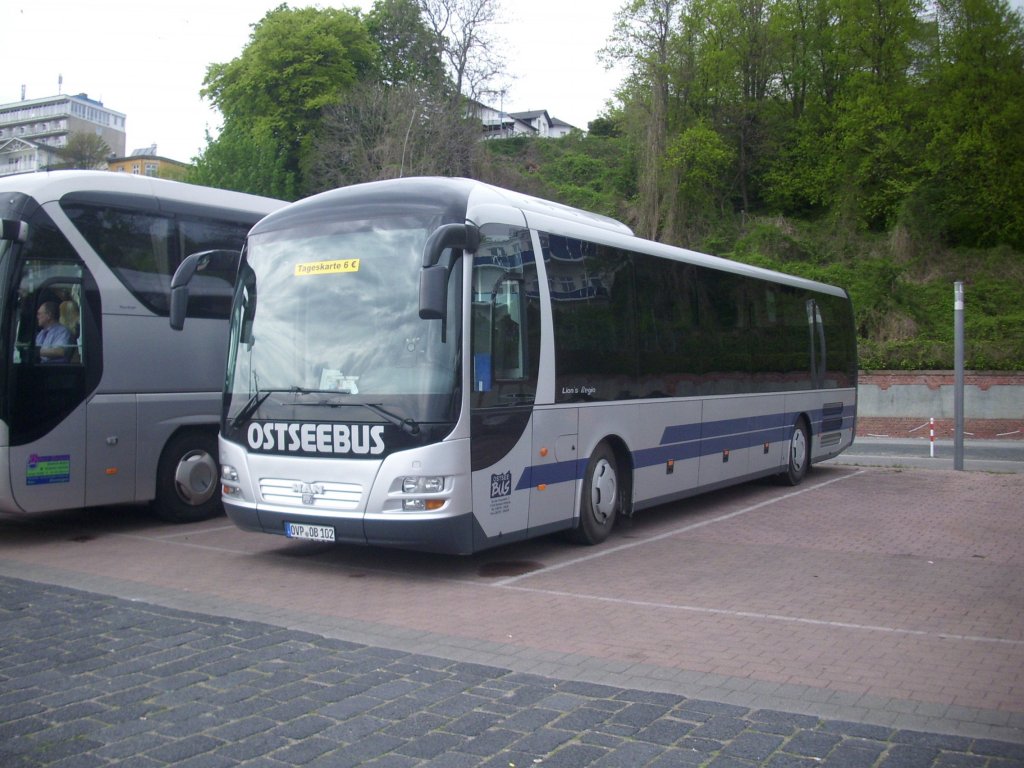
[
  {"x1": 421, "y1": 222, "x2": 479, "y2": 268},
  {"x1": 419, "y1": 222, "x2": 479, "y2": 322}
]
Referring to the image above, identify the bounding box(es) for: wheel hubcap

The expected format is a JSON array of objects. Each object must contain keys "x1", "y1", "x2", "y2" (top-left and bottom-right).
[
  {"x1": 174, "y1": 450, "x2": 218, "y2": 506},
  {"x1": 590, "y1": 459, "x2": 618, "y2": 523},
  {"x1": 791, "y1": 429, "x2": 807, "y2": 473}
]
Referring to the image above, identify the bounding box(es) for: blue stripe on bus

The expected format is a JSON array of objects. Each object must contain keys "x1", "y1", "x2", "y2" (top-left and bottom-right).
[{"x1": 514, "y1": 404, "x2": 855, "y2": 491}]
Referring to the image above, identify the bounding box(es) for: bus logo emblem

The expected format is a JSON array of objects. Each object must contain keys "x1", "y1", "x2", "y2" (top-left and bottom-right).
[
  {"x1": 490, "y1": 471, "x2": 511, "y2": 499},
  {"x1": 296, "y1": 482, "x2": 324, "y2": 505}
]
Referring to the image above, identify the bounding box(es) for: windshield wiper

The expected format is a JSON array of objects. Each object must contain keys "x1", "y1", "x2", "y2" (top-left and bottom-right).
[
  {"x1": 359, "y1": 403, "x2": 421, "y2": 435},
  {"x1": 231, "y1": 388, "x2": 421, "y2": 435},
  {"x1": 230, "y1": 388, "x2": 299, "y2": 428}
]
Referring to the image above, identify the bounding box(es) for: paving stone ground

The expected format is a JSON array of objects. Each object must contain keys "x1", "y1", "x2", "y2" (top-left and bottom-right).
[{"x1": 2, "y1": 577, "x2": 1023, "y2": 768}]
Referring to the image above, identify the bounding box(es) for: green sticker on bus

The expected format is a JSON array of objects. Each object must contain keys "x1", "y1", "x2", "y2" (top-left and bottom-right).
[{"x1": 27, "y1": 454, "x2": 71, "y2": 485}]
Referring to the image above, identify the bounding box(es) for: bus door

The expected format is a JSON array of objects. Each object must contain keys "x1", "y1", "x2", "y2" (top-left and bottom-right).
[
  {"x1": 6, "y1": 261, "x2": 90, "y2": 512},
  {"x1": 469, "y1": 231, "x2": 544, "y2": 546}
]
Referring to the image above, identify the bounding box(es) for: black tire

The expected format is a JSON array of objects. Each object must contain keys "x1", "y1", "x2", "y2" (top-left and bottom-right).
[
  {"x1": 781, "y1": 418, "x2": 810, "y2": 486},
  {"x1": 152, "y1": 430, "x2": 223, "y2": 523},
  {"x1": 570, "y1": 442, "x2": 621, "y2": 545}
]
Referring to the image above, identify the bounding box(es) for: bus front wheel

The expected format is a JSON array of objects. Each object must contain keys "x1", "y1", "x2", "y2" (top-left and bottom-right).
[
  {"x1": 570, "y1": 442, "x2": 620, "y2": 545},
  {"x1": 153, "y1": 430, "x2": 223, "y2": 523},
  {"x1": 781, "y1": 418, "x2": 810, "y2": 486}
]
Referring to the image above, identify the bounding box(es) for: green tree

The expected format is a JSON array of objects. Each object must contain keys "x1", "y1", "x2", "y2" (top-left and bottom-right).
[
  {"x1": 685, "y1": 0, "x2": 780, "y2": 212},
  {"x1": 761, "y1": 0, "x2": 928, "y2": 225},
  {"x1": 305, "y1": 82, "x2": 479, "y2": 192},
  {"x1": 188, "y1": 123, "x2": 297, "y2": 200},
  {"x1": 604, "y1": 0, "x2": 684, "y2": 241},
  {"x1": 914, "y1": 0, "x2": 1024, "y2": 246},
  {"x1": 772, "y1": 0, "x2": 844, "y2": 117},
  {"x1": 665, "y1": 119, "x2": 736, "y2": 238},
  {"x1": 762, "y1": 0, "x2": 844, "y2": 214},
  {"x1": 305, "y1": 0, "x2": 475, "y2": 192},
  {"x1": 365, "y1": 0, "x2": 449, "y2": 89},
  {"x1": 197, "y1": 4, "x2": 376, "y2": 197},
  {"x1": 52, "y1": 132, "x2": 111, "y2": 170}
]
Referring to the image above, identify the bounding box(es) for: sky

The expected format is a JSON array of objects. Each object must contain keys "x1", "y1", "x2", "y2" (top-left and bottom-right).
[{"x1": 2, "y1": 0, "x2": 629, "y2": 162}]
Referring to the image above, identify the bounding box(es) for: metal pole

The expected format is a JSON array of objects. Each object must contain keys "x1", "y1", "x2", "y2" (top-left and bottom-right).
[{"x1": 954, "y1": 282, "x2": 965, "y2": 470}]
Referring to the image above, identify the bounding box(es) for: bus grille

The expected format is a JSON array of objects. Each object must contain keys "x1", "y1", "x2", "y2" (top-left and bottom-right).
[{"x1": 259, "y1": 478, "x2": 362, "y2": 510}]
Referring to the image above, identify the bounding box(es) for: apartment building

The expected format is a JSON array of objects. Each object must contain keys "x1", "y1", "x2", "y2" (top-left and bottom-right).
[{"x1": 0, "y1": 92, "x2": 126, "y2": 177}]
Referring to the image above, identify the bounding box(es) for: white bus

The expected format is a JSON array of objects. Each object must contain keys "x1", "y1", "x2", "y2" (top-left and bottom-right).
[
  {"x1": 0, "y1": 171, "x2": 285, "y2": 522},
  {"x1": 172, "y1": 177, "x2": 856, "y2": 553}
]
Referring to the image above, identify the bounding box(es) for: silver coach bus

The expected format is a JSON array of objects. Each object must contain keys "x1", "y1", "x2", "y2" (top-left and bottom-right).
[
  {"x1": 173, "y1": 177, "x2": 857, "y2": 552},
  {"x1": 0, "y1": 171, "x2": 284, "y2": 522}
]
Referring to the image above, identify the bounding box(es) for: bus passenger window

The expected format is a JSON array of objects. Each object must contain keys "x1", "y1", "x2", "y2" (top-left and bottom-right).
[
  {"x1": 493, "y1": 282, "x2": 524, "y2": 380},
  {"x1": 471, "y1": 225, "x2": 539, "y2": 408},
  {"x1": 59, "y1": 299, "x2": 82, "y2": 363},
  {"x1": 14, "y1": 262, "x2": 86, "y2": 366}
]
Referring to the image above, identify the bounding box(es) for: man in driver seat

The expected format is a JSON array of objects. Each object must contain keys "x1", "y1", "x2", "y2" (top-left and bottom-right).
[{"x1": 35, "y1": 301, "x2": 73, "y2": 363}]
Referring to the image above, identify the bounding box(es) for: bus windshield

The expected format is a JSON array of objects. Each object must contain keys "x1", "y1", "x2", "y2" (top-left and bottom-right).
[{"x1": 224, "y1": 213, "x2": 462, "y2": 436}]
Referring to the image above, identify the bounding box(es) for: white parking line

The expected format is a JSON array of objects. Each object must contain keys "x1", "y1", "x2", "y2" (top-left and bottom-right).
[
  {"x1": 146, "y1": 524, "x2": 240, "y2": 540},
  {"x1": 112, "y1": 532, "x2": 249, "y2": 555},
  {"x1": 497, "y1": 583, "x2": 1024, "y2": 646},
  {"x1": 491, "y1": 468, "x2": 1024, "y2": 646},
  {"x1": 494, "y1": 470, "x2": 867, "y2": 587}
]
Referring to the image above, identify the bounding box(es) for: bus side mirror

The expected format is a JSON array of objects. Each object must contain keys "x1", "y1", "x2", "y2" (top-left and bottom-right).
[
  {"x1": 418, "y1": 223, "x2": 479, "y2": 321},
  {"x1": 1, "y1": 219, "x2": 28, "y2": 242},
  {"x1": 169, "y1": 249, "x2": 240, "y2": 331},
  {"x1": 170, "y1": 252, "x2": 203, "y2": 331},
  {"x1": 419, "y1": 265, "x2": 449, "y2": 320}
]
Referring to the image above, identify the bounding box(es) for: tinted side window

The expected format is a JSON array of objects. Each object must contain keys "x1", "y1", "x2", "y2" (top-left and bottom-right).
[
  {"x1": 544, "y1": 233, "x2": 853, "y2": 400},
  {"x1": 546, "y1": 234, "x2": 637, "y2": 402},
  {"x1": 770, "y1": 285, "x2": 815, "y2": 390},
  {"x1": 63, "y1": 203, "x2": 174, "y2": 314},
  {"x1": 695, "y1": 269, "x2": 751, "y2": 392},
  {"x1": 62, "y1": 202, "x2": 251, "y2": 318},
  {"x1": 819, "y1": 293, "x2": 858, "y2": 388},
  {"x1": 179, "y1": 216, "x2": 251, "y2": 318},
  {"x1": 635, "y1": 255, "x2": 698, "y2": 397}
]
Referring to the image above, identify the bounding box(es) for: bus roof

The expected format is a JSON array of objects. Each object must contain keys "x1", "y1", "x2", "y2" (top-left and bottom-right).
[
  {"x1": 250, "y1": 176, "x2": 847, "y2": 299},
  {"x1": 0, "y1": 170, "x2": 285, "y2": 218}
]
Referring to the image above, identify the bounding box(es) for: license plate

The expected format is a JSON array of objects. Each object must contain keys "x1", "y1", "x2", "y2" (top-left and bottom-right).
[{"x1": 284, "y1": 522, "x2": 335, "y2": 542}]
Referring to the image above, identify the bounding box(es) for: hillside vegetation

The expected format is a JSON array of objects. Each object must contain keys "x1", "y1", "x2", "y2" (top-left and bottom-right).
[
  {"x1": 476, "y1": 133, "x2": 1024, "y2": 371},
  {"x1": 186, "y1": 0, "x2": 1024, "y2": 371}
]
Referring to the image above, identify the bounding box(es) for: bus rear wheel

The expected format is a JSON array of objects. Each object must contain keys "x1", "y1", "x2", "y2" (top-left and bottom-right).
[
  {"x1": 570, "y1": 442, "x2": 620, "y2": 545},
  {"x1": 153, "y1": 430, "x2": 223, "y2": 523},
  {"x1": 781, "y1": 418, "x2": 810, "y2": 486}
]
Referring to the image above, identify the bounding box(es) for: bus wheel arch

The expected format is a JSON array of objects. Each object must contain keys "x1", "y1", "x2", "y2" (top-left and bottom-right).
[
  {"x1": 781, "y1": 415, "x2": 811, "y2": 486},
  {"x1": 569, "y1": 437, "x2": 633, "y2": 545},
  {"x1": 152, "y1": 428, "x2": 223, "y2": 523}
]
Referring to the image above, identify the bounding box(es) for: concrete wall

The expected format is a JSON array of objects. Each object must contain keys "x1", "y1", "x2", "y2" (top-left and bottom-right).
[
  {"x1": 856, "y1": 372, "x2": 1024, "y2": 439},
  {"x1": 858, "y1": 372, "x2": 1024, "y2": 419}
]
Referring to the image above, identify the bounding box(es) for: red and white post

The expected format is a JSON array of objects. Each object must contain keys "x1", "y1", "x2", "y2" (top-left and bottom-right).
[{"x1": 930, "y1": 417, "x2": 935, "y2": 458}]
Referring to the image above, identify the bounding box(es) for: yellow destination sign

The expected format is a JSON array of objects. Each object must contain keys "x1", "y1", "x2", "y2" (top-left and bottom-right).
[{"x1": 294, "y1": 259, "x2": 360, "y2": 276}]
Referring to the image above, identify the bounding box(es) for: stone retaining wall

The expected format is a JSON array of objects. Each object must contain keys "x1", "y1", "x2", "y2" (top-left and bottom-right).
[{"x1": 856, "y1": 371, "x2": 1023, "y2": 439}]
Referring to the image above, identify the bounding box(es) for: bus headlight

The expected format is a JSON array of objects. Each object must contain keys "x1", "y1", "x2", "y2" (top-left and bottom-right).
[
  {"x1": 221, "y1": 464, "x2": 241, "y2": 497},
  {"x1": 402, "y1": 476, "x2": 444, "y2": 494},
  {"x1": 401, "y1": 475, "x2": 446, "y2": 511}
]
